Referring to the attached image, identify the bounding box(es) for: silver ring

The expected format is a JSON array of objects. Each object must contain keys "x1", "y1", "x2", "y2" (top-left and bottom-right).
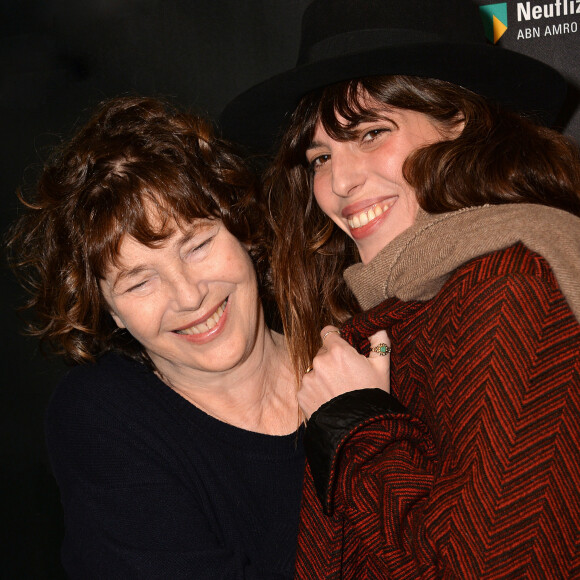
[
  {"x1": 322, "y1": 330, "x2": 340, "y2": 342},
  {"x1": 370, "y1": 343, "x2": 391, "y2": 356},
  {"x1": 305, "y1": 366, "x2": 313, "y2": 374}
]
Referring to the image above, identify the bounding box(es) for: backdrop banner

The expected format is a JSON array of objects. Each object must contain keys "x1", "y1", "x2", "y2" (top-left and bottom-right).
[{"x1": 474, "y1": 0, "x2": 579, "y2": 140}]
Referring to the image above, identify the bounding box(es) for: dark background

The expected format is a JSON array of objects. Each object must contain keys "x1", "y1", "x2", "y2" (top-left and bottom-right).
[{"x1": 2, "y1": 1, "x2": 578, "y2": 577}]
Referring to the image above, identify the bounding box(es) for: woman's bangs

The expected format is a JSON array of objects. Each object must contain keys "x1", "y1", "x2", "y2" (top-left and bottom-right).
[{"x1": 318, "y1": 80, "x2": 387, "y2": 139}]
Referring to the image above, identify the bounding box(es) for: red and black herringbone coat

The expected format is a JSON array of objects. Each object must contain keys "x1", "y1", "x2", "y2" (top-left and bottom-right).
[{"x1": 296, "y1": 243, "x2": 580, "y2": 579}]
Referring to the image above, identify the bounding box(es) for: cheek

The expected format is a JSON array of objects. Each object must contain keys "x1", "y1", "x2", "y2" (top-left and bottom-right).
[
  {"x1": 224, "y1": 243, "x2": 258, "y2": 282},
  {"x1": 114, "y1": 298, "x2": 165, "y2": 338},
  {"x1": 312, "y1": 180, "x2": 334, "y2": 217}
]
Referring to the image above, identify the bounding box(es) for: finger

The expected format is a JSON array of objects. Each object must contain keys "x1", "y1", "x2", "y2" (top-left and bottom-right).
[
  {"x1": 367, "y1": 330, "x2": 391, "y2": 392},
  {"x1": 367, "y1": 329, "x2": 390, "y2": 357},
  {"x1": 320, "y1": 325, "x2": 341, "y2": 344}
]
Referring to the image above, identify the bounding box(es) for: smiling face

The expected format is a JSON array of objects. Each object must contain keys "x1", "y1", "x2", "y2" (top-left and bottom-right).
[
  {"x1": 100, "y1": 218, "x2": 263, "y2": 380},
  {"x1": 306, "y1": 104, "x2": 450, "y2": 264}
]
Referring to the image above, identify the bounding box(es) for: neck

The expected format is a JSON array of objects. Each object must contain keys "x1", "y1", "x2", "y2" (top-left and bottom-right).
[{"x1": 156, "y1": 328, "x2": 298, "y2": 435}]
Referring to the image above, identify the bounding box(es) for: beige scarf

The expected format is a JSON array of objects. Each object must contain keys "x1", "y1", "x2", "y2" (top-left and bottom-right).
[{"x1": 344, "y1": 204, "x2": 580, "y2": 323}]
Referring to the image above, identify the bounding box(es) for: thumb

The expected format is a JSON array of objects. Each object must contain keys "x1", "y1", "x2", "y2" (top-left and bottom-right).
[{"x1": 367, "y1": 330, "x2": 391, "y2": 391}]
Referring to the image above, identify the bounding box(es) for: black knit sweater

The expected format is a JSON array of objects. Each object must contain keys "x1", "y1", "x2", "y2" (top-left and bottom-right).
[{"x1": 46, "y1": 352, "x2": 304, "y2": 579}]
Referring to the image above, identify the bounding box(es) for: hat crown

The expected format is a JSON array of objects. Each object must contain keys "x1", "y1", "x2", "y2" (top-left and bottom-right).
[
  {"x1": 220, "y1": 0, "x2": 566, "y2": 151},
  {"x1": 297, "y1": 0, "x2": 485, "y2": 66}
]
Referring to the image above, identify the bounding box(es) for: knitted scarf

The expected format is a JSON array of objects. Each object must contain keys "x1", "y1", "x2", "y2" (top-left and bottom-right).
[{"x1": 344, "y1": 204, "x2": 580, "y2": 323}]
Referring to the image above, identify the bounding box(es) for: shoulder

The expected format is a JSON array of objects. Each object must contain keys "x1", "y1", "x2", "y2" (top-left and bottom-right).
[
  {"x1": 454, "y1": 243, "x2": 560, "y2": 289},
  {"x1": 448, "y1": 205, "x2": 580, "y2": 299},
  {"x1": 446, "y1": 244, "x2": 580, "y2": 334},
  {"x1": 47, "y1": 352, "x2": 155, "y2": 423},
  {"x1": 55, "y1": 351, "x2": 149, "y2": 395}
]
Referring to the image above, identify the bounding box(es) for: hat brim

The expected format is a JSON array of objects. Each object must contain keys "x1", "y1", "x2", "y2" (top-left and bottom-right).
[{"x1": 220, "y1": 42, "x2": 567, "y2": 153}]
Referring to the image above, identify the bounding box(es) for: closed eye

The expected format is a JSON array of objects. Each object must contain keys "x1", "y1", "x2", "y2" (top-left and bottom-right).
[
  {"x1": 182, "y1": 234, "x2": 216, "y2": 262},
  {"x1": 189, "y1": 236, "x2": 214, "y2": 254},
  {"x1": 125, "y1": 278, "x2": 151, "y2": 293}
]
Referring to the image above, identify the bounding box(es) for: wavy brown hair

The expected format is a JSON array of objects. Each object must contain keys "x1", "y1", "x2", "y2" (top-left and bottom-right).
[
  {"x1": 7, "y1": 96, "x2": 274, "y2": 366},
  {"x1": 265, "y1": 75, "x2": 580, "y2": 380}
]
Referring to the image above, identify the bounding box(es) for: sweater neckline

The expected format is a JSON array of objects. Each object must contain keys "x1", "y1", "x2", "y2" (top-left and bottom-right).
[{"x1": 139, "y1": 360, "x2": 304, "y2": 455}]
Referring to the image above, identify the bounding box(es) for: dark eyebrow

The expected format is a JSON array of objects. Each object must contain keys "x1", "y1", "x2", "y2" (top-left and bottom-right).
[{"x1": 306, "y1": 140, "x2": 325, "y2": 154}]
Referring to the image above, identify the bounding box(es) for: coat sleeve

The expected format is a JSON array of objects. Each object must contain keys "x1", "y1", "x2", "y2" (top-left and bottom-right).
[{"x1": 298, "y1": 270, "x2": 580, "y2": 579}]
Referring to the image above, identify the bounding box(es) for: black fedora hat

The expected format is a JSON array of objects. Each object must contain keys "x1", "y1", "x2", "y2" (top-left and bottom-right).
[{"x1": 220, "y1": 0, "x2": 567, "y2": 152}]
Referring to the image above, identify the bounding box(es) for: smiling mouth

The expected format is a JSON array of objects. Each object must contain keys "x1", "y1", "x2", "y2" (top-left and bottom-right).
[
  {"x1": 347, "y1": 200, "x2": 396, "y2": 230},
  {"x1": 174, "y1": 298, "x2": 228, "y2": 335}
]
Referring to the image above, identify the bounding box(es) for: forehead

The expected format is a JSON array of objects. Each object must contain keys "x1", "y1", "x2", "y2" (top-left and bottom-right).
[
  {"x1": 310, "y1": 89, "x2": 397, "y2": 143},
  {"x1": 312, "y1": 105, "x2": 435, "y2": 140},
  {"x1": 109, "y1": 218, "x2": 216, "y2": 269},
  {"x1": 318, "y1": 88, "x2": 386, "y2": 124}
]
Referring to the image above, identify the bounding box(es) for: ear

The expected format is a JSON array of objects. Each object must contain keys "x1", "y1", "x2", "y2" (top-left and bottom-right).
[
  {"x1": 109, "y1": 310, "x2": 126, "y2": 329},
  {"x1": 99, "y1": 278, "x2": 126, "y2": 329},
  {"x1": 449, "y1": 115, "x2": 466, "y2": 139}
]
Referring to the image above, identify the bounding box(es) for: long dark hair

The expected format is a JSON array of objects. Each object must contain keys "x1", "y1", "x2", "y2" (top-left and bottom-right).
[
  {"x1": 265, "y1": 75, "x2": 580, "y2": 379},
  {"x1": 7, "y1": 96, "x2": 275, "y2": 366}
]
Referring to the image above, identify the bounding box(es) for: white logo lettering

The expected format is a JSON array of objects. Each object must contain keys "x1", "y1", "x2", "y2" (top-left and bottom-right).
[
  {"x1": 545, "y1": 20, "x2": 578, "y2": 33},
  {"x1": 517, "y1": 0, "x2": 580, "y2": 20},
  {"x1": 517, "y1": 25, "x2": 542, "y2": 37}
]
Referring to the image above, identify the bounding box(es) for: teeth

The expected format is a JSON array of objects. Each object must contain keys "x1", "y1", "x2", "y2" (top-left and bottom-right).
[
  {"x1": 176, "y1": 299, "x2": 227, "y2": 335},
  {"x1": 347, "y1": 202, "x2": 390, "y2": 230}
]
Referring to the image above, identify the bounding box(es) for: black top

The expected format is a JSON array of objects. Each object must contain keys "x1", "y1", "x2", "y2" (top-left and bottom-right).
[{"x1": 46, "y1": 351, "x2": 304, "y2": 579}]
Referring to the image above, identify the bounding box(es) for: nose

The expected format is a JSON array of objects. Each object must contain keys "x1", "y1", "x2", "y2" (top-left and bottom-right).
[
  {"x1": 169, "y1": 267, "x2": 207, "y2": 312},
  {"x1": 331, "y1": 144, "x2": 365, "y2": 198}
]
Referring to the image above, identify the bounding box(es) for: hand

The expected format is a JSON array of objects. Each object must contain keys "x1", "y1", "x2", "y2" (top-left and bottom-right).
[{"x1": 298, "y1": 325, "x2": 391, "y2": 420}]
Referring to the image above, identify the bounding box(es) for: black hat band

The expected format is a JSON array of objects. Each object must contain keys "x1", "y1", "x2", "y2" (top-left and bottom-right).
[{"x1": 303, "y1": 29, "x2": 446, "y2": 65}]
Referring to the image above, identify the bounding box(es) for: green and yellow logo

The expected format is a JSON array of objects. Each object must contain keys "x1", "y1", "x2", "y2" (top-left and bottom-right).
[{"x1": 479, "y1": 3, "x2": 508, "y2": 43}]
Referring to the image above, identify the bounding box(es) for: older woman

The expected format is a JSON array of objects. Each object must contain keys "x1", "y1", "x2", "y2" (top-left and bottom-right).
[
  {"x1": 220, "y1": 0, "x2": 580, "y2": 577},
  {"x1": 8, "y1": 96, "x2": 304, "y2": 579}
]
